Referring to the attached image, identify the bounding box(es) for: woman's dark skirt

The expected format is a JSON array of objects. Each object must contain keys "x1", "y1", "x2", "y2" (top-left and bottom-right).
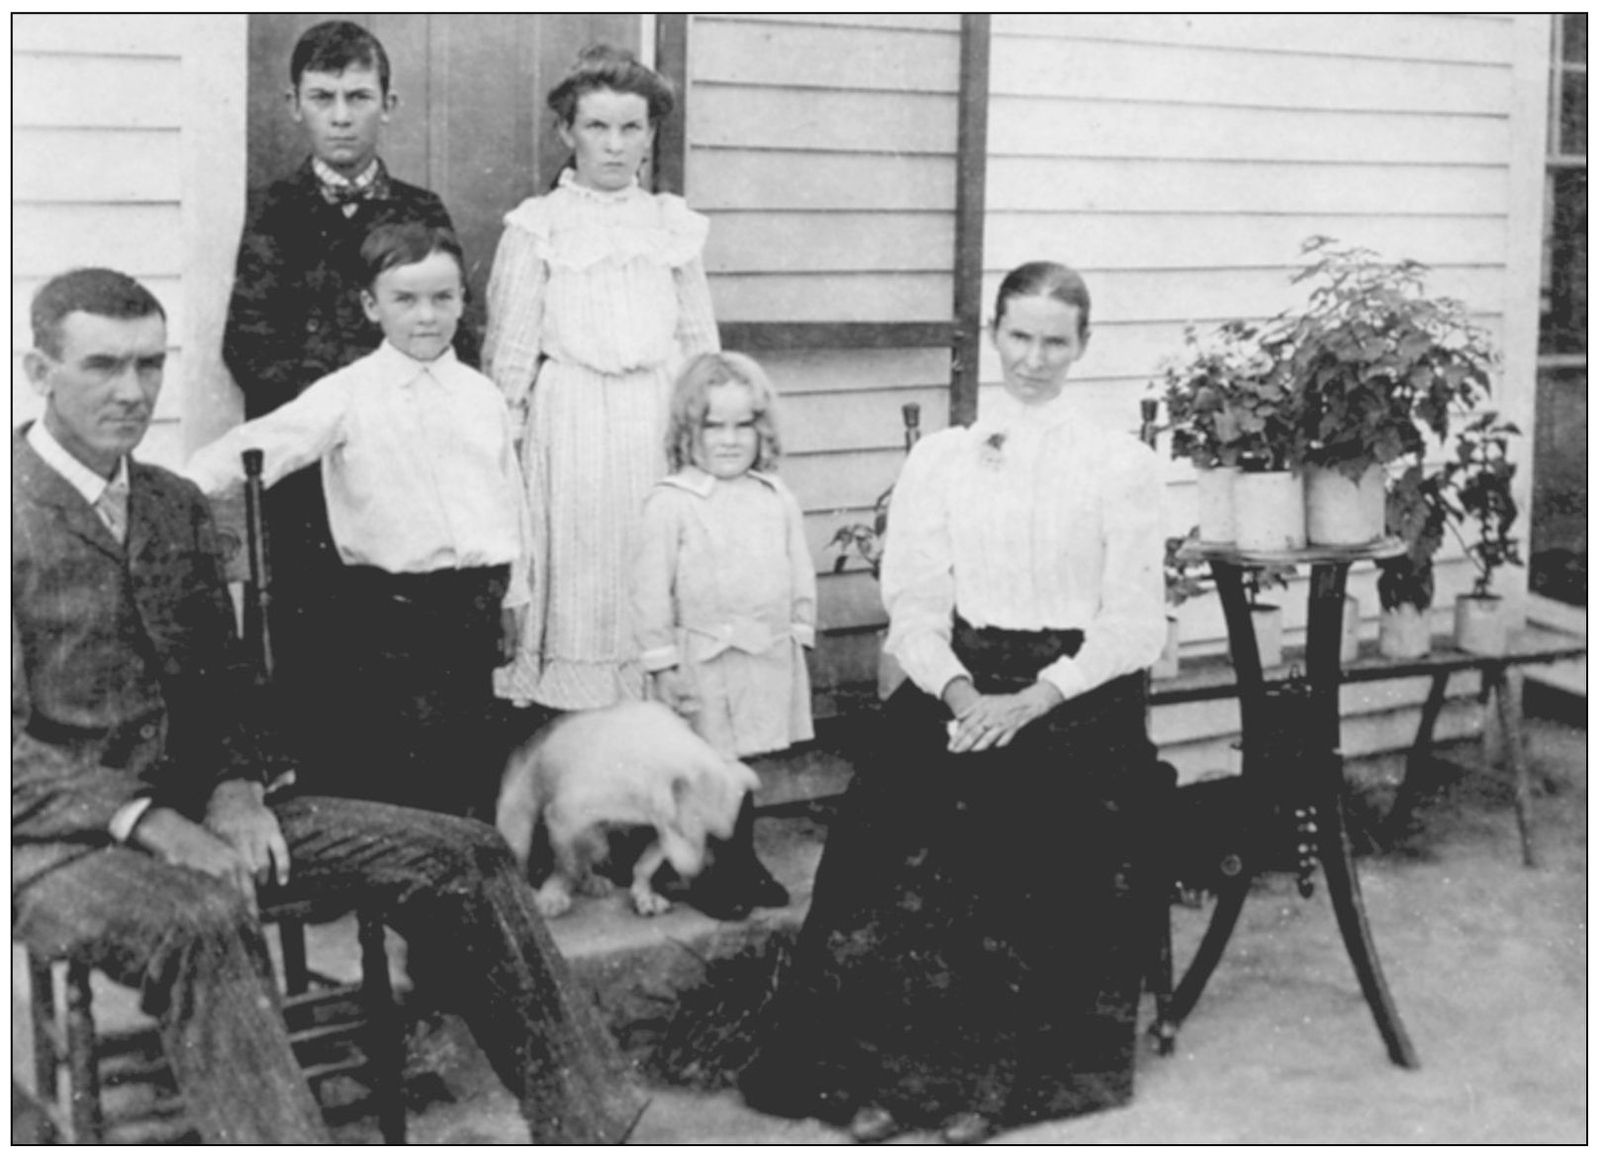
[{"x1": 740, "y1": 621, "x2": 1160, "y2": 1131}]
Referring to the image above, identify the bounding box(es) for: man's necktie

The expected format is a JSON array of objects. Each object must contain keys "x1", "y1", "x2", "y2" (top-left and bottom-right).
[{"x1": 96, "y1": 481, "x2": 129, "y2": 545}]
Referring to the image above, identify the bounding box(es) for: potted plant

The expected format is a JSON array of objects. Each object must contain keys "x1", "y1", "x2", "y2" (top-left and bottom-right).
[
  {"x1": 1157, "y1": 322, "x2": 1275, "y2": 543},
  {"x1": 1445, "y1": 412, "x2": 1522, "y2": 655},
  {"x1": 1283, "y1": 236, "x2": 1497, "y2": 546},
  {"x1": 1245, "y1": 564, "x2": 1295, "y2": 670},
  {"x1": 1154, "y1": 529, "x2": 1210, "y2": 679},
  {"x1": 1376, "y1": 460, "x2": 1451, "y2": 658}
]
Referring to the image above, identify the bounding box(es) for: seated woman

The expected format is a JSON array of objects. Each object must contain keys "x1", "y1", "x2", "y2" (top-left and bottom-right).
[{"x1": 739, "y1": 261, "x2": 1167, "y2": 1144}]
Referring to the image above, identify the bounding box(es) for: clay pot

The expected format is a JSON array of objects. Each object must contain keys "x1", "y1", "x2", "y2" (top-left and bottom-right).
[
  {"x1": 1232, "y1": 470, "x2": 1305, "y2": 552},
  {"x1": 1196, "y1": 467, "x2": 1236, "y2": 544},
  {"x1": 1306, "y1": 463, "x2": 1386, "y2": 546},
  {"x1": 1379, "y1": 604, "x2": 1432, "y2": 659},
  {"x1": 1249, "y1": 602, "x2": 1284, "y2": 670},
  {"x1": 1453, "y1": 594, "x2": 1508, "y2": 656}
]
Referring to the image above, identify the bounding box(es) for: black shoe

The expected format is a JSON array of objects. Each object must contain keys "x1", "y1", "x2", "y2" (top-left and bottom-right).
[
  {"x1": 742, "y1": 861, "x2": 791, "y2": 909},
  {"x1": 848, "y1": 1106, "x2": 901, "y2": 1144},
  {"x1": 939, "y1": 1111, "x2": 994, "y2": 1145}
]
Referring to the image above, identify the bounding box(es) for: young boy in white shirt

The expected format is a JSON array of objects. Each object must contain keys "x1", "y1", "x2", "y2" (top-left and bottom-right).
[{"x1": 189, "y1": 222, "x2": 524, "y2": 816}]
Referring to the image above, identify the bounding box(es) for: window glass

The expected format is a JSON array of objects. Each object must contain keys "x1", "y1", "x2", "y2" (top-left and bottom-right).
[
  {"x1": 1562, "y1": 13, "x2": 1587, "y2": 64},
  {"x1": 1560, "y1": 72, "x2": 1587, "y2": 157}
]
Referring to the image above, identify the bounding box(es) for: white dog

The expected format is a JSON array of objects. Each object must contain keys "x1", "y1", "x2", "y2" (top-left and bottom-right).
[{"x1": 496, "y1": 701, "x2": 761, "y2": 917}]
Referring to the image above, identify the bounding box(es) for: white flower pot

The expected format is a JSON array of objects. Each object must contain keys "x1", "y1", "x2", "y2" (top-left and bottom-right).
[
  {"x1": 1305, "y1": 464, "x2": 1387, "y2": 547},
  {"x1": 1454, "y1": 594, "x2": 1508, "y2": 656},
  {"x1": 1152, "y1": 615, "x2": 1182, "y2": 680},
  {"x1": 1232, "y1": 470, "x2": 1306, "y2": 552},
  {"x1": 1340, "y1": 595, "x2": 1361, "y2": 664},
  {"x1": 1378, "y1": 603, "x2": 1432, "y2": 659},
  {"x1": 1250, "y1": 602, "x2": 1283, "y2": 670},
  {"x1": 1196, "y1": 467, "x2": 1236, "y2": 544}
]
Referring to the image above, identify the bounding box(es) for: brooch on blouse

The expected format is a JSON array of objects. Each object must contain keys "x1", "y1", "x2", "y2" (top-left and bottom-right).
[{"x1": 979, "y1": 431, "x2": 1008, "y2": 469}]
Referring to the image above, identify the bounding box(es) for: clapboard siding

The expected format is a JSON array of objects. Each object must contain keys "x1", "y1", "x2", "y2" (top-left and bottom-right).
[
  {"x1": 12, "y1": 52, "x2": 182, "y2": 127},
  {"x1": 12, "y1": 204, "x2": 186, "y2": 277},
  {"x1": 989, "y1": 157, "x2": 1507, "y2": 217},
  {"x1": 11, "y1": 15, "x2": 248, "y2": 469},
  {"x1": 692, "y1": 17, "x2": 960, "y2": 92},
  {"x1": 14, "y1": 128, "x2": 184, "y2": 202},
  {"x1": 986, "y1": 213, "x2": 1509, "y2": 272},
  {"x1": 689, "y1": 152, "x2": 955, "y2": 213},
  {"x1": 689, "y1": 86, "x2": 957, "y2": 154},
  {"x1": 706, "y1": 213, "x2": 955, "y2": 274},
  {"x1": 989, "y1": 100, "x2": 1508, "y2": 166},
  {"x1": 710, "y1": 273, "x2": 951, "y2": 324},
  {"x1": 992, "y1": 36, "x2": 1510, "y2": 114},
  {"x1": 994, "y1": 13, "x2": 1514, "y2": 66}
]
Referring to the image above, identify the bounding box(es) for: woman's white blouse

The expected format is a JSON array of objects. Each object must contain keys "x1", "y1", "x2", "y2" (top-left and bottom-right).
[{"x1": 880, "y1": 389, "x2": 1167, "y2": 703}]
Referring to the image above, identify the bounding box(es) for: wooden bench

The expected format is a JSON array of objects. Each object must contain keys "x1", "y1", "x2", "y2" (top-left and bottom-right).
[{"x1": 1151, "y1": 623, "x2": 1586, "y2": 866}]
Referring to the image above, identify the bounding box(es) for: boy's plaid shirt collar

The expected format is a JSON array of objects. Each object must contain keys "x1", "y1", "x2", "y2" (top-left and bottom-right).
[{"x1": 312, "y1": 157, "x2": 388, "y2": 211}]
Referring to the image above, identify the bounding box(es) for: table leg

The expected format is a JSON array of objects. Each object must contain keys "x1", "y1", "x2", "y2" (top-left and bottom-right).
[
  {"x1": 1307, "y1": 564, "x2": 1420, "y2": 1069},
  {"x1": 1493, "y1": 668, "x2": 1536, "y2": 867},
  {"x1": 1150, "y1": 871, "x2": 1254, "y2": 1041},
  {"x1": 1313, "y1": 748, "x2": 1422, "y2": 1068},
  {"x1": 1382, "y1": 669, "x2": 1450, "y2": 846}
]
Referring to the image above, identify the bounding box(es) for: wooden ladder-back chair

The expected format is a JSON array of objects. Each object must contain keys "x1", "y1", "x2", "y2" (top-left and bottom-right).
[{"x1": 22, "y1": 452, "x2": 406, "y2": 1143}]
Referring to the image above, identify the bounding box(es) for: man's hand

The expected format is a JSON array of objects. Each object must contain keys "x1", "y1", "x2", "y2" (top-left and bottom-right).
[
  {"x1": 130, "y1": 806, "x2": 262, "y2": 915},
  {"x1": 945, "y1": 680, "x2": 1064, "y2": 753},
  {"x1": 204, "y1": 779, "x2": 291, "y2": 893}
]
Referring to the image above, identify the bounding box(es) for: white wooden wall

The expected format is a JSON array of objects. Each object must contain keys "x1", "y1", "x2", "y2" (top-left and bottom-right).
[
  {"x1": 684, "y1": 14, "x2": 967, "y2": 696},
  {"x1": 11, "y1": 15, "x2": 247, "y2": 469},
  {"x1": 985, "y1": 14, "x2": 1549, "y2": 776}
]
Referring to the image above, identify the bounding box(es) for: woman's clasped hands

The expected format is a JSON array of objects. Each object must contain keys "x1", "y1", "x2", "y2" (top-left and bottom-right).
[{"x1": 941, "y1": 676, "x2": 1064, "y2": 753}]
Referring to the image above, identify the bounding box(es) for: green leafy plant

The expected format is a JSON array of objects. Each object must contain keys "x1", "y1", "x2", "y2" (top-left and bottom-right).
[
  {"x1": 1376, "y1": 411, "x2": 1521, "y2": 611},
  {"x1": 1245, "y1": 562, "x2": 1295, "y2": 608},
  {"x1": 1284, "y1": 236, "x2": 1497, "y2": 480},
  {"x1": 1444, "y1": 412, "x2": 1522, "y2": 599},
  {"x1": 1157, "y1": 319, "x2": 1299, "y2": 471},
  {"x1": 826, "y1": 403, "x2": 922, "y2": 579},
  {"x1": 1163, "y1": 530, "x2": 1210, "y2": 608}
]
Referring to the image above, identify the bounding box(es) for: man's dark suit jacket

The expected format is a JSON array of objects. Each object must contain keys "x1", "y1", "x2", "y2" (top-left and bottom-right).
[
  {"x1": 11, "y1": 428, "x2": 266, "y2": 891},
  {"x1": 222, "y1": 158, "x2": 481, "y2": 416}
]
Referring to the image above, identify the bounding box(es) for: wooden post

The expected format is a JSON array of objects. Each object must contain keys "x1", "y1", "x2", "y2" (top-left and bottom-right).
[
  {"x1": 949, "y1": 14, "x2": 990, "y2": 428},
  {"x1": 653, "y1": 14, "x2": 690, "y2": 196}
]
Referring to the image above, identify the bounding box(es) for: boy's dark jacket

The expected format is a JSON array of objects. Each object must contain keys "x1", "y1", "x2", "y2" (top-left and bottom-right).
[{"x1": 223, "y1": 158, "x2": 483, "y2": 416}]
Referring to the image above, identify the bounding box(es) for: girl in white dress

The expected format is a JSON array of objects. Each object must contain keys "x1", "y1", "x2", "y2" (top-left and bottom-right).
[
  {"x1": 484, "y1": 45, "x2": 721, "y2": 710},
  {"x1": 631, "y1": 352, "x2": 814, "y2": 913}
]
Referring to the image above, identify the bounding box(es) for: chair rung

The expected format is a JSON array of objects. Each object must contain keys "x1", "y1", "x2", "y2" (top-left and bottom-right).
[
  {"x1": 302, "y1": 1055, "x2": 373, "y2": 1084},
  {"x1": 290, "y1": 1017, "x2": 369, "y2": 1047},
  {"x1": 282, "y1": 983, "x2": 363, "y2": 1014}
]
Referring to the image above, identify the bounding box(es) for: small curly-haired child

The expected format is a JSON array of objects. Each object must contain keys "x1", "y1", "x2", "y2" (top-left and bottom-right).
[{"x1": 631, "y1": 351, "x2": 815, "y2": 915}]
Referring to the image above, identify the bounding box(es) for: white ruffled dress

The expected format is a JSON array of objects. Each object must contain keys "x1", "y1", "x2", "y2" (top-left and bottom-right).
[{"x1": 484, "y1": 172, "x2": 721, "y2": 709}]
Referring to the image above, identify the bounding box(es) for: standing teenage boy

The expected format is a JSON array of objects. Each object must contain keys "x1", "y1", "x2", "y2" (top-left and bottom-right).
[{"x1": 223, "y1": 20, "x2": 480, "y2": 779}]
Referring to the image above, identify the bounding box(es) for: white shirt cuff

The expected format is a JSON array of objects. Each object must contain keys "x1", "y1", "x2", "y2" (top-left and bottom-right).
[
  {"x1": 641, "y1": 644, "x2": 681, "y2": 673},
  {"x1": 109, "y1": 797, "x2": 156, "y2": 843},
  {"x1": 1038, "y1": 656, "x2": 1093, "y2": 704}
]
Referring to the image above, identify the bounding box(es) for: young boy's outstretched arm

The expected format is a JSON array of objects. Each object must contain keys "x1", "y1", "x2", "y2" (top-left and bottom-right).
[{"x1": 183, "y1": 375, "x2": 351, "y2": 496}]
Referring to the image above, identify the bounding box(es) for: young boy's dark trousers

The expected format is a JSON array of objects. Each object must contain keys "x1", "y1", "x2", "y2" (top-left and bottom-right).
[{"x1": 314, "y1": 563, "x2": 510, "y2": 818}]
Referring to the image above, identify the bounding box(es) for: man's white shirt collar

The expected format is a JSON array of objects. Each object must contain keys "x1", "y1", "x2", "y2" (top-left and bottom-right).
[{"x1": 27, "y1": 421, "x2": 129, "y2": 505}]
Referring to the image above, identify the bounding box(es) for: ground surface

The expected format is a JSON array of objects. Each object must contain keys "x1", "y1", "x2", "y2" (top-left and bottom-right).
[{"x1": 14, "y1": 718, "x2": 1586, "y2": 1144}]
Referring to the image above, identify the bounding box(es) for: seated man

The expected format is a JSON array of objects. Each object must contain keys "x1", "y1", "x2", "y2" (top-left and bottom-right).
[{"x1": 11, "y1": 268, "x2": 645, "y2": 1144}]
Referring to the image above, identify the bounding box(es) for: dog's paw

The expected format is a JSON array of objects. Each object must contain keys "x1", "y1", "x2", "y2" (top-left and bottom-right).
[
  {"x1": 630, "y1": 885, "x2": 673, "y2": 917},
  {"x1": 576, "y1": 871, "x2": 614, "y2": 899},
  {"x1": 534, "y1": 877, "x2": 575, "y2": 918}
]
